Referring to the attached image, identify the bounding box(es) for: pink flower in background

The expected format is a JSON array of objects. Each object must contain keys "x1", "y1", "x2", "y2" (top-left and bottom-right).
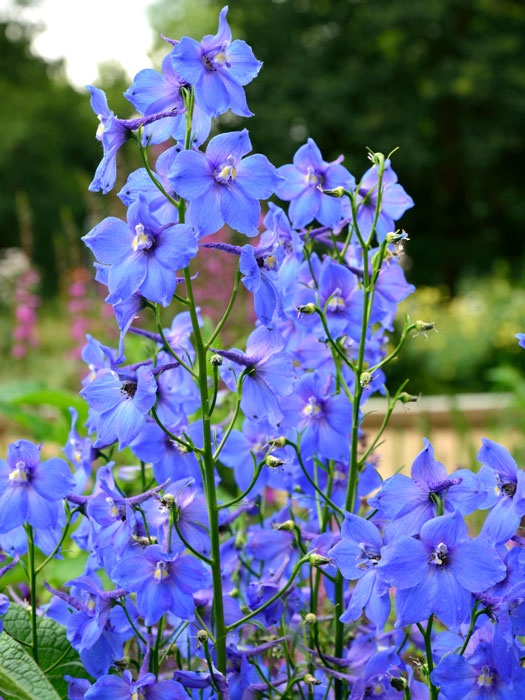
[{"x1": 12, "y1": 268, "x2": 40, "y2": 359}]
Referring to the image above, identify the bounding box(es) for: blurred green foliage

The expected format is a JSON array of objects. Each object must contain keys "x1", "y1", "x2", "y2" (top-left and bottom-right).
[{"x1": 390, "y1": 262, "x2": 525, "y2": 394}]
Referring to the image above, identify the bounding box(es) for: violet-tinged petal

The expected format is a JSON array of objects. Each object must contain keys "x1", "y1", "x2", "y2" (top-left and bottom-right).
[{"x1": 377, "y1": 536, "x2": 427, "y2": 589}]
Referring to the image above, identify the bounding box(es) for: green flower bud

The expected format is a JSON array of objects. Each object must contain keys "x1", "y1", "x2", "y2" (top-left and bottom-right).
[
  {"x1": 210, "y1": 354, "x2": 223, "y2": 366},
  {"x1": 309, "y1": 553, "x2": 331, "y2": 566},
  {"x1": 304, "y1": 674, "x2": 322, "y2": 686},
  {"x1": 360, "y1": 371, "x2": 372, "y2": 387},
  {"x1": 416, "y1": 320, "x2": 436, "y2": 332},
  {"x1": 196, "y1": 629, "x2": 208, "y2": 644},
  {"x1": 390, "y1": 677, "x2": 408, "y2": 691},
  {"x1": 399, "y1": 392, "x2": 419, "y2": 403},
  {"x1": 304, "y1": 612, "x2": 317, "y2": 626},
  {"x1": 296, "y1": 302, "x2": 317, "y2": 315},
  {"x1": 265, "y1": 454, "x2": 285, "y2": 468},
  {"x1": 321, "y1": 186, "x2": 344, "y2": 198},
  {"x1": 273, "y1": 520, "x2": 295, "y2": 532},
  {"x1": 267, "y1": 436, "x2": 287, "y2": 448}
]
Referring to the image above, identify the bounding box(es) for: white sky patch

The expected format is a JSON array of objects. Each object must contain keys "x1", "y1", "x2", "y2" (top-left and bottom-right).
[{"x1": 0, "y1": 0, "x2": 159, "y2": 87}]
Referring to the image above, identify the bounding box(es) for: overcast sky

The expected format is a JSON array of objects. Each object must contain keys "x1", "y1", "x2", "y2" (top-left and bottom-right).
[{"x1": 1, "y1": 0, "x2": 158, "y2": 87}]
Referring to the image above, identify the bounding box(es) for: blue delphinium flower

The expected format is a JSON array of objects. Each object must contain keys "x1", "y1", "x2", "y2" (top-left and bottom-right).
[
  {"x1": 111, "y1": 543, "x2": 211, "y2": 625},
  {"x1": 477, "y1": 439, "x2": 525, "y2": 545},
  {"x1": 86, "y1": 86, "x2": 181, "y2": 195},
  {"x1": 45, "y1": 573, "x2": 134, "y2": 678},
  {"x1": 355, "y1": 159, "x2": 414, "y2": 242},
  {"x1": 378, "y1": 511, "x2": 506, "y2": 630},
  {"x1": 369, "y1": 439, "x2": 484, "y2": 539},
  {"x1": 82, "y1": 195, "x2": 198, "y2": 307},
  {"x1": 431, "y1": 622, "x2": 525, "y2": 700},
  {"x1": 280, "y1": 371, "x2": 351, "y2": 462},
  {"x1": 169, "y1": 129, "x2": 281, "y2": 237},
  {"x1": 214, "y1": 326, "x2": 296, "y2": 427},
  {"x1": 170, "y1": 6, "x2": 262, "y2": 118},
  {"x1": 0, "y1": 440, "x2": 74, "y2": 533},
  {"x1": 84, "y1": 669, "x2": 187, "y2": 700},
  {"x1": 63, "y1": 407, "x2": 97, "y2": 494},
  {"x1": 516, "y1": 333, "x2": 525, "y2": 349},
  {"x1": 329, "y1": 513, "x2": 391, "y2": 630},
  {"x1": 80, "y1": 365, "x2": 157, "y2": 450},
  {"x1": 124, "y1": 54, "x2": 211, "y2": 146},
  {"x1": 276, "y1": 138, "x2": 355, "y2": 229}
]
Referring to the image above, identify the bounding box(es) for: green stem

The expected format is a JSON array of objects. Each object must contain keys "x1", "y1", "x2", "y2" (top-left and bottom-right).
[
  {"x1": 172, "y1": 512, "x2": 212, "y2": 565},
  {"x1": 153, "y1": 616, "x2": 164, "y2": 677},
  {"x1": 289, "y1": 441, "x2": 344, "y2": 518},
  {"x1": 116, "y1": 599, "x2": 147, "y2": 645},
  {"x1": 227, "y1": 556, "x2": 309, "y2": 632},
  {"x1": 184, "y1": 266, "x2": 228, "y2": 677},
  {"x1": 218, "y1": 458, "x2": 265, "y2": 510},
  {"x1": 417, "y1": 616, "x2": 439, "y2": 700},
  {"x1": 151, "y1": 405, "x2": 200, "y2": 453},
  {"x1": 155, "y1": 303, "x2": 197, "y2": 377},
  {"x1": 206, "y1": 267, "x2": 241, "y2": 350},
  {"x1": 35, "y1": 506, "x2": 78, "y2": 575},
  {"x1": 26, "y1": 526, "x2": 38, "y2": 663}
]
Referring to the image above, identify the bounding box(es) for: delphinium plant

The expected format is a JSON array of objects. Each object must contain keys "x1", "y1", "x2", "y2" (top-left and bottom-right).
[{"x1": 1, "y1": 7, "x2": 525, "y2": 700}]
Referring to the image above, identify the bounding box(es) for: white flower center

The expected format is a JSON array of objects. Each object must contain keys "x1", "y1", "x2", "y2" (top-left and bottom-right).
[
  {"x1": 9, "y1": 461, "x2": 28, "y2": 483},
  {"x1": 154, "y1": 561, "x2": 169, "y2": 581},
  {"x1": 132, "y1": 223, "x2": 153, "y2": 252}
]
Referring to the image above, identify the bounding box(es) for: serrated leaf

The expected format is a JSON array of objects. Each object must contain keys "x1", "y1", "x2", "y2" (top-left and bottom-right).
[
  {"x1": 1, "y1": 604, "x2": 92, "y2": 697},
  {"x1": 0, "y1": 633, "x2": 61, "y2": 700}
]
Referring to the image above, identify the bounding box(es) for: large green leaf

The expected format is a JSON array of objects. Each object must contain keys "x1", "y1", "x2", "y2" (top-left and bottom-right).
[
  {"x1": 0, "y1": 633, "x2": 61, "y2": 700},
  {"x1": 1, "y1": 604, "x2": 92, "y2": 697}
]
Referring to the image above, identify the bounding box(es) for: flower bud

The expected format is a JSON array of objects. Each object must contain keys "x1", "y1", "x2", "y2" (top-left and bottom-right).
[
  {"x1": 399, "y1": 392, "x2": 419, "y2": 404},
  {"x1": 235, "y1": 530, "x2": 247, "y2": 548},
  {"x1": 267, "y1": 436, "x2": 287, "y2": 448},
  {"x1": 386, "y1": 230, "x2": 409, "y2": 244},
  {"x1": 416, "y1": 320, "x2": 437, "y2": 335},
  {"x1": 304, "y1": 613, "x2": 317, "y2": 626},
  {"x1": 210, "y1": 354, "x2": 223, "y2": 367},
  {"x1": 197, "y1": 629, "x2": 208, "y2": 644},
  {"x1": 159, "y1": 493, "x2": 174, "y2": 508},
  {"x1": 273, "y1": 520, "x2": 295, "y2": 532},
  {"x1": 296, "y1": 302, "x2": 317, "y2": 315},
  {"x1": 367, "y1": 150, "x2": 385, "y2": 168},
  {"x1": 321, "y1": 186, "x2": 344, "y2": 198},
  {"x1": 265, "y1": 454, "x2": 285, "y2": 468},
  {"x1": 309, "y1": 553, "x2": 331, "y2": 566},
  {"x1": 391, "y1": 677, "x2": 407, "y2": 691},
  {"x1": 304, "y1": 674, "x2": 322, "y2": 686},
  {"x1": 360, "y1": 371, "x2": 372, "y2": 388}
]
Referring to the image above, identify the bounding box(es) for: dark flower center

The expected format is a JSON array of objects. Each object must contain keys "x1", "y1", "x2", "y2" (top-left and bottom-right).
[
  {"x1": 121, "y1": 381, "x2": 137, "y2": 398},
  {"x1": 501, "y1": 481, "x2": 516, "y2": 498}
]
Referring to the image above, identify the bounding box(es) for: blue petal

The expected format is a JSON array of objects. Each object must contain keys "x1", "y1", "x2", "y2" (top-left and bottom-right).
[
  {"x1": 0, "y1": 485, "x2": 28, "y2": 532},
  {"x1": 478, "y1": 438, "x2": 518, "y2": 480},
  {"x1": 410, "y1": 438, "x2": 447, "y2": 486},
  {"x1": 169, "y1": 150, "x2": 214, "y2": 200},
  {"x1": 220, "y1": 185, "x2": 261, "y2": 237},
  {"x1": 169, "y1": 36, "x2": 203, "y2": 85},
  {"x1": 450, "y1": 539, "x2": 506, "y2": 591},
  {"x1": 420, "y1": 510, "x2": 468, "y2": 548},
  {"x1": 225, "y1": 39, "x2": 262, "y2": 85},
  {"x1": 237, "y1": 153, "x2": 280, "y2": 200},
  {"x1": 288, "y1": 186, "x2": 321, "y2": 228},
  {"x1": 377, "y1": 536, "x2": 427, "y2": 589}
]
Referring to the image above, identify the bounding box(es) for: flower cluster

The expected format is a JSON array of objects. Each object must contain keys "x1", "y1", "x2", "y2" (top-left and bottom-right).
[{"x1": 0, "y1": 7, "x2": 522, "y2": 700}]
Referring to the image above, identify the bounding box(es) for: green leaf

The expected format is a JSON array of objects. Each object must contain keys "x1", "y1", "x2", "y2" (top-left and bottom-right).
[
  {"x1": 1, "y1": 604, "x2": 92, "y2": 697},
  {"x1": 0, "y1": 633, "x2": 61, "y2": 700}
]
